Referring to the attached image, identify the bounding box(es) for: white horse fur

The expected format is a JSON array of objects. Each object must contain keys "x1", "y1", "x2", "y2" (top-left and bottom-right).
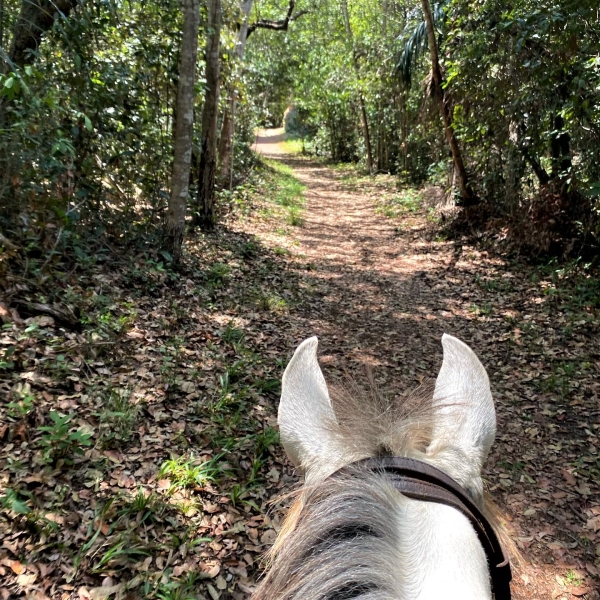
[{"x1": 254, "y1": 334, "x2": 498, "y2": 600}]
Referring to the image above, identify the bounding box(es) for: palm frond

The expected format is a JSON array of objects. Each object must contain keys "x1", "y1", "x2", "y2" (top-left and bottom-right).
[{"x1": 395, "y1": 2, "x2": 448, "y2": 88}]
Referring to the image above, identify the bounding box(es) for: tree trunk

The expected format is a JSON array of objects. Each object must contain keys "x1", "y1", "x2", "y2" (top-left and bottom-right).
[
  {"x1": 1, "y1": 0, "x2": 79, "y2": 126},
  {"x1": 218, "y1": 0, "x2": 253, "y2": 184},
  {"x1": 550, "y1": 114, "x2": 572, "y2": 180},
  {"x1": 1, "y1": 0, "x2": 5, "y2": 53},
  {"x1": 164, "y1": 0, "x2": 200, "y2": 263},
  {"x1": 195, "y1": 0, "x2": 222, "y2": 230},
  {"x1": 341, "y1": 0, "x2": 374, "y2": 174},
  {"x1": 6, "y1": 0, "x2": 79, "y2": 71},
  {"x1": 420, "y1": 0, "x2": 476, "y2": 205},
  {"x1": 522, "y1": 147, "x2": 550, "y2": 186},
  {"x1": 218, "y1": 98, "x2": 235, "y2": 185}
]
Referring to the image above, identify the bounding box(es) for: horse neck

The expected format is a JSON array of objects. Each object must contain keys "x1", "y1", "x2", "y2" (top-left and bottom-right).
[
  {"x1": 394, "y1": 494, "x2": 492, "y2": 600},
  {"x1": 254, "y1": 468, "x2": 492, "y2": 600}
]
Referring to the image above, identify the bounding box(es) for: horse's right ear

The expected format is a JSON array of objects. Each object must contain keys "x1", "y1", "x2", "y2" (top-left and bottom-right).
[
  {"x1": 429, "y1": 334, "x2": 496, "y2": 473},
  {"x1": 278, "y1": 337, "x2": 340, "y2": 471}
]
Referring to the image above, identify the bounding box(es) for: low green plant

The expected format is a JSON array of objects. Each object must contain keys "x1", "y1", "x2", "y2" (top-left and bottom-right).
[
  {"x1": 7, "y1": 384, "x2": 35, "y2": 420},
  {"x1": 153, "y1": 572, "x2": 203, "y2": 600},
  {"x1": 255, "y1": 291, "x2": 287, "y2": 312},
  {"x1": 564, "y1": 569, "x2": 583, "y2": 586},
  {"x1": 0, "y1": 344, "x2": 15, "y2": 370},
  {"x1": 286, "y1": 205, "x2": 303, "y2": 226},
  {"x1": 377, "y1": 188, "x2": 423, "y2": 218},
  {"x1": 222, "y1": 321, "x2": 245, "y2": 345},
  {"x1": 37, "y1": 411, "x2": 92, "y2": 463},
  {"x1": 206, "y1": 262, "x2": 230, "y2": 286},
  {"x1": 254, "y1": 426, "x2": 280, "y2": 458},
  {"x1": 254, "y1": 377, "x2": 281, "y2": 395},
  {"x1": 97, "y1": 388, "x2": 139, "y2": 446},
  {"x1": 112, "y1": 489, "x2": 168, "y2": 529},
  {"x1": 537, "y1": 361, "x2": 578, "y2": 400},
  {"x1": 91, "y1": 535, "x2": 151, "y2": 573},
  {"x1": 240, "y1": 240, "x2": 259, "y2": 258},
  {"x1": 0, "y1": 488, "x2": 31, "y2": 514},
  {"x1": 158, "y1": 453, "x2": 226, "y2": 492},
  {"x1": 469, "y1": 303, "x2": 493, "y2": 317}
]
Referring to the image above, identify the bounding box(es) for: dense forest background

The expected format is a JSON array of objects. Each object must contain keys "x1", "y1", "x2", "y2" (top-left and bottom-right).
[{"x1": 1, "y1": 0, "x2": 599, "y2": 263}]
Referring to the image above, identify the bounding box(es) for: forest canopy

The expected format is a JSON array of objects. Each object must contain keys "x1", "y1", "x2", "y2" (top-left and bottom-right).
[{"x1": 1, "y1": 0, "x2": 599, "y2": 258}]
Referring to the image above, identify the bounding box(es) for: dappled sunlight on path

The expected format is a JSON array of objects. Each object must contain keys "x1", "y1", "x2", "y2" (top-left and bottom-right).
[
  {"x1": 252, "y1": 130, "x2": 597, "y2": 600},
  {"x1": 252, "y1": 128, "x2": 287, "y2": 156}
]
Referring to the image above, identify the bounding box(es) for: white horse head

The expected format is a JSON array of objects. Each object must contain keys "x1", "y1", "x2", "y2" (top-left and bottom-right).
[{"x1": 256, "y1": 334, "x2": 498, "y2": 600}]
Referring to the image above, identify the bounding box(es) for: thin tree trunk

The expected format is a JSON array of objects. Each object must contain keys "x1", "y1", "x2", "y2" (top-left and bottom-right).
[
  {"x1": 550, "y1": 114, "x2": 572, "y2": 180},
  {"x1": 6, "y1": 0, "x2": 79, "y2": 71},
  {"x1": 1, "y1": 0, "x2": 5, "y2": 52},
  {"x1": 1, "y1": 0, "x2": 79, "y2": 126},
  {"x1": 164, "y1": 0, "x2": 200, "y2": 263},
  {"x1": 420, "y1": 0, "x2": 476, "y2": 205},
  {"x1": 522, "y1": 147, "x2": 550, "y2": 186},
  {"x1": 218, "y1": 0, "x2": 253, "y2": 184},
  {"x1": 341, "y1": 0, "x2": 374, "y2": 174},
  {"x1": 400, "y1": 92, "x2": 408, "y2": 174},
  {"x1": 195, "y1": 0, "x2": 222, "y2": 230}
]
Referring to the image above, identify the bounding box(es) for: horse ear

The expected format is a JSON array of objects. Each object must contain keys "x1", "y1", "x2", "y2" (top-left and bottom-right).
[
  {"x1": 278, "y1": 337, "x2": 339, "y2": 470},
  {"x1": 430, "y1": 334, "x2": 496, "y2": 470}
]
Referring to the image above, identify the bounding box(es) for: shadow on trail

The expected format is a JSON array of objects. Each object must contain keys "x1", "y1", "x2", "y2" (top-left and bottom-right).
[{"x1": 250, "y1": 142, "x2": 600, "y2": 599}]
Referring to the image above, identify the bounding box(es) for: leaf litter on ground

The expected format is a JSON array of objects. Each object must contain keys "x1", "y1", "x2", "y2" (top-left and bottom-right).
[{"x1": 1, "y1": 140, "x2": 599, "y2": 600}]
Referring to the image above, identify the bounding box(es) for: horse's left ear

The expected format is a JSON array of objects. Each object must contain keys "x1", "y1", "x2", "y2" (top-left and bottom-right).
[
  {"x1": 278, "y1": 337, "x2": 340, "y2": 471},
  {"x1": 429, "y1": 334, "x2": 497, "y2": 471}
]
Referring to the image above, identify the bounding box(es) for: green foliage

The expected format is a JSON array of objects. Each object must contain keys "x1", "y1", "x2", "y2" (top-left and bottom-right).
[
  {"x1": 6, "y1": 383, "x2": 35, "y2": 420},
  {"x1": 221, "y1": 321, "x2": 245, "y2": 346},
  {"x1": 245, "y1": 0, "x2": 600, "y2": 253},
  {"x1": 205, "y1": 262, "x2": 231, "y2": 286},
  {"x1": 97, "y1": 388, "x2": 140, "y2": 447},
  {"x1": 37, "y1": 411, "x2": 92, "y2": 463},
  {"x1": 377, "y1": 188, "x2": 423, "y2": 218},
  {"x1": 158, "y1": 453, "x2": 226, "y2": 492},
  {"x1": 0, "y1": 488, "x2": 32, "y2": 515},
  {"x1": 153, "y1": 572, "x2": 203, "y2": 600}
]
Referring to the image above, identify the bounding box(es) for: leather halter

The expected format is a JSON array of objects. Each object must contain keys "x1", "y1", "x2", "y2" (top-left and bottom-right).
[{"x1": 335, "y1": 456, "x2": 512, "y2": 600}]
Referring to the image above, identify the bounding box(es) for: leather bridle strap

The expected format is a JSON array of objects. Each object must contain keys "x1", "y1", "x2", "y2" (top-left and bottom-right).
[{"x1": 338, "y1": 457, "x2": 512, "y2": 600}]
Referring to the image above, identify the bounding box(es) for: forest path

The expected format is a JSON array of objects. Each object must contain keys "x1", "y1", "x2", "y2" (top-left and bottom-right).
[
  {"x1": 251, "y1": 130, "x2": 598, "y2": 600},
  {"x1": 255, "y1": 128, "x2": 449, "y2": 368}
]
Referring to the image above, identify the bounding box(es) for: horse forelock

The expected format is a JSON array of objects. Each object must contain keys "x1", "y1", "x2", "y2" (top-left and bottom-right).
[
  {"x1": 328, "y1": 378, "x2": 436, "y2": 460},
  {"x1": 253, "y1": 469, "x2": 407, "y2": 600},
  {"x1": 252, "y1": 377, "x2": 518, "y2": 599},
  {"x1": 253, "y1": 383, "x2": 440, "y2": 600}
]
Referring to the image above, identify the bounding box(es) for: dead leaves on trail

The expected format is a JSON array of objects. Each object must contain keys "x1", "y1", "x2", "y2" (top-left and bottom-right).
[{"x1": 0, "y1": 191, "x2": 302, "y2": 598}]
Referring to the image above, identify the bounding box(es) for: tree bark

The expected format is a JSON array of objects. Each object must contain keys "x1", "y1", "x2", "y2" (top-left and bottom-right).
[
  {"x1": 245, "y1": 0, "x2": 308, "y2": 38},
  {"x1": 550, "y1": 114, "x2": 572, "y2": 180},
  {"x1": 341, "y1": 0, "x2": 374, "y2": 174},
  {"x1": 420, "y1": 0, "x2": 476, "y2": 205},
  {"x1": 218, "y1": 0, "x2": 253, "y2": 185},
  {"x1": 195, "y1": 0, "x2": 222, "y2": 230},
  {"x1": 522, "y1": 147, "x2": 550, "y2": 186},
  {"x1": 164, "y1": 0, "x2": 200, "y2": 263},
  {"x1": 5, "y1": 0, "x2": 79, "y2": 71}
]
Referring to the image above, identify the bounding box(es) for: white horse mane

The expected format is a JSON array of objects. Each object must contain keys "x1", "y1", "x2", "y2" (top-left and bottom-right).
[{"x1": 253, "y1": 334, "x2": 499, "y2": 600}]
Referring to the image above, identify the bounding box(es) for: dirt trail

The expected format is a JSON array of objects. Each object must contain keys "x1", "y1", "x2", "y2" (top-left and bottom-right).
[
  {"x1": 253, "y1": 130, "x2": 600, "y2": 600},
  {"x1": 256, "y1": 129, "x2": 452, "y2": 367}
]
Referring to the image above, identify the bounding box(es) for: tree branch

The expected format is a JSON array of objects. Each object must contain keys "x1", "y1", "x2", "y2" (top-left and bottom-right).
[
  {"x1": 7, "y1": 0, "x2": 80, "y2": 70},
  {"x1": 246, "y1": 0, "x2": 308, "y2": 39}
]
